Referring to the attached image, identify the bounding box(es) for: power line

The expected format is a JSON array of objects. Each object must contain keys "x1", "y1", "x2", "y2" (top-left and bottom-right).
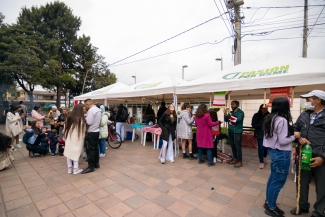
[
  {"x1": 308, "y1": 5, "x2": 325, "y2": 36},
  {"x1": 249, "y1": 8, "x2": 271, "y2": 24},
  {"x1": 213, "y1": 0, "x2": 232, "y2": 36},
  {"x1": 242, "y1": 22, "x2": 325, "y2": 35},
  {"x1": 242, "y1": 36, "x2": 325, "y2": 42},
  {"x1": 108, "y1": 13, "x2": 227, "y2": 66},
  {"x1": 108, "y1": 36, "x2": 233, "y2": 67},
  {"x1": 244, "y1": 6, "x2": 320, "y2": 25},
  {"x1": 244, "y1": 5, "x2": 325, "y2": 9}
]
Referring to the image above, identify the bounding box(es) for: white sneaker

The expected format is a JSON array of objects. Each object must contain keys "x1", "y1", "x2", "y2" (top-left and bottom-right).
[
  {"x1": 16, "y1": 144, "x2": 22, "y2": 148},
  {"x1": 73, "y1": 168, "x2": 83, "y2": 175},
  {"x1": 160, "y1": 159, "x2": 165, "y2": 164}
]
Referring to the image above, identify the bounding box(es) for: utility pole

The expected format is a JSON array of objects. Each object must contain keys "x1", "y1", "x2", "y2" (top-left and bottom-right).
[
  {"x1": 234, "y1": 2, "x2": 242, "y2": 65},
  {"x1": 302, "y1": 0, "x2": 308, "y2": 58}
]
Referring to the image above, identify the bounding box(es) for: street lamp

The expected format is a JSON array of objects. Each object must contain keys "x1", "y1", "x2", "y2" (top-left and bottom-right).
[
  {"x1": 215, "y1": 57, "x2": 223, "y2": 71},
  {"x1": 182, "y1": 65, "x2": 188, "y2": 80},
  {"x1": 131, "y1": 75, "x2": 136, "y2": 84}
]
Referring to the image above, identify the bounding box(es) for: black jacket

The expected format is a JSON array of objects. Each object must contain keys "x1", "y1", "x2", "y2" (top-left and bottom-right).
[
  {"x1": 293, "y1": 109, "x2": 325, "y2": 160},
  {"x1": 251, "y1": 112, "x2": 269, "y2": 139},
  {"x1": 116, "y1": 105, "x2": 127, "y2": 122},
  {"x1": 157, "y1": 107, "x2": 167, "y2": 122},
  {"x1": 158, "y1": 113, "x2": 177, "y2": 141}
]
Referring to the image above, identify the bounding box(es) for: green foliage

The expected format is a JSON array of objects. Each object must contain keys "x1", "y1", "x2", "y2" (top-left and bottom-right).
[{"x1": 0, "y1": 2, "x2": 117, "y2": 105}]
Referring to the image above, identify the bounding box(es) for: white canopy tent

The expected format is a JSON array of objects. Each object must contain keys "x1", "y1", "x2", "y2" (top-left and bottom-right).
[
  {"x1": 176, "y1": 56, "x2": 325, "y2": 100},
  {"x1": 74, "y1": 82, "x2": 129, "y2": 101},
  {"x1": 104, "y1": 74, "x2": 188, "y2": 104}
]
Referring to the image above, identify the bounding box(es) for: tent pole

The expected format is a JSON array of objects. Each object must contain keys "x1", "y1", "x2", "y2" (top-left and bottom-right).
[
  {"x1": 291, "y1": 87, "x2": 295, "y2": 107},
  {"x1": 263, "y1": 89, "x2": 267, "y2": 107}
]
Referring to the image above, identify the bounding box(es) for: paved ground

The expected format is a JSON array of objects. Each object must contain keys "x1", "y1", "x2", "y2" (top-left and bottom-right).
[{"x1": 0, "y1": 126, "x2": 316, "y2": 217}]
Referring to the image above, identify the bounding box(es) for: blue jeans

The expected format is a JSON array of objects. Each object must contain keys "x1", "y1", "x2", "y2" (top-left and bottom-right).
[
  {"x1": 40, "y1": 143, "x2": 49, "y2": 154},
  {"x1": 98, "y1": 138, "x2": 106, "y2": 155},
  {"x1": 229, "y1": 132, "x2": 243, "y2": 162},
  {"x1": 198, "y1": 148, "x2": 212, "y2": 164},
  {"x1": 116, "y1": 122, "x2": 125, "y2": 142},
  {"x1": 266, "y1": 149, "x2": 291, "y2": 209},
  {"x1": 257, "y1": 139, "x2": 269, "y2": 163},
  {"x1": 49, "y1": 145, "x2": 56, "y2": 154}
]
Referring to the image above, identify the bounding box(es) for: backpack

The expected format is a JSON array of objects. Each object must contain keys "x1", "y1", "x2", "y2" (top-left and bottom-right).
[
  {"x1": 120, "y1": 107, "x2": 129, "y2": 122},
  {"x1": 22, "y1": 131, "x2": 33, "y2": 145}
]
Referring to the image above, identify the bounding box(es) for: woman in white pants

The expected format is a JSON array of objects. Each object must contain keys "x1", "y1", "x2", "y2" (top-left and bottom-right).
[
  {"x1": 63, "y1": 104, "x2": 87, "y2": 175},
  {"x1": 158, "y1": 104, "x2": 177, "y2": 164}
]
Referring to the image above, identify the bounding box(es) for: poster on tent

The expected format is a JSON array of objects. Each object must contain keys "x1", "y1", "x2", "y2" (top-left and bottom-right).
[
  {"x1": 268, "y1": 87, "x2": 292, "y2": 107},
  {"x1": 211, "y1": 92, "x2": 227, "y2": 108}
]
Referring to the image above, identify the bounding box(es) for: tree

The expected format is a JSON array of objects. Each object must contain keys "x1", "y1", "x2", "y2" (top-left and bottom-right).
[
  {"x1": 18, "y1": 2, "x2": 81, "y2": 106},
  {"x1": 0, "y1": 13, "x2": 44, "y2": 103}
]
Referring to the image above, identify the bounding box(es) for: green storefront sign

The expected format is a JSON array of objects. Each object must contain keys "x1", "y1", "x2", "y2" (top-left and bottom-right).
[{"x1": 222, "y1": 65, "x2": 290, "y2": 80}]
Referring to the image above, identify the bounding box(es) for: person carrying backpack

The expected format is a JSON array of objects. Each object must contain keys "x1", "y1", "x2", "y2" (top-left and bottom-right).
[{"x1": 115, "y1": 104, "x2": 128, "y2": 143}]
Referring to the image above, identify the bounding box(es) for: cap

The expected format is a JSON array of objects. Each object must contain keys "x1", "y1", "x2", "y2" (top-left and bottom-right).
[{"x1": 300, "y1": 90, "x2": 325, "y2": 100}]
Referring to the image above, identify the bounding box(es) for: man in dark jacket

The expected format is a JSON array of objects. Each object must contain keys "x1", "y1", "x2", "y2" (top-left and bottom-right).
[
  {"x1": 157, "y1": 102, "x2": 167, "y2": 122},
  {"x1": 116, "y1": 104, "x2": 128, "y2": 143},
  {"x1": 224, "y1": 100, "x2": 245, "y2": 168},
  {"x1": 251, "y1": 104, "x2": 269, "y2": 169},
  {"x1": 292, "y1": 90, "x2": 325, "y2": 217}
]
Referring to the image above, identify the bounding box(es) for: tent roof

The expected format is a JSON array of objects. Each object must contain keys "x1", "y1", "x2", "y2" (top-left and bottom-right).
[
  {"x1": 74, "y1": 82, "x2": 129, "y2": 100},
  {"x1": 105, "y1": 74, "x2": 188, "y2": 99},
  {"x1": 176, "y1": 56, "x2": 325, "y2": 95}
]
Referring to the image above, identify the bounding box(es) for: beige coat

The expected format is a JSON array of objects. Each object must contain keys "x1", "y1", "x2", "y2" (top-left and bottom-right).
[
  {"x1": 63, "y1": 122, "x2": 86, "y2": 161},
  {"x1": 5, "y1": 112, "x2": 22, "y2": 136}
]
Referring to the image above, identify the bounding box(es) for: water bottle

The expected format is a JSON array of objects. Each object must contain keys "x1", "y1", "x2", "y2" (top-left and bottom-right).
[{"x1": 301, "y1": 144, "x2": 312, "y2": 171}]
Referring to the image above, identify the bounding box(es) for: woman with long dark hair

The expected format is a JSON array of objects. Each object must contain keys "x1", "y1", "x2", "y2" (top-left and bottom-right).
[
  {"x1": 63, "y1": 104, "x2": 87, "y2": 175},
  {"x1": 158, "y1": 104, "x2": 177, "y2": 164},
  {"x1": 0, "y1": 132, "x2": 14, "y2": 170},
  {"x1": 195, "y1": 104, "x2": 220, "y2": 167},
  {"x1": 252, "y1": 104, "x2": 270, "y2": 169},
  {"x1": 24, "y1": 121, "x2": 47, "y2": 157},
  {"x1": 263, "y1": 98, "x2": 300, "y2": 217}
]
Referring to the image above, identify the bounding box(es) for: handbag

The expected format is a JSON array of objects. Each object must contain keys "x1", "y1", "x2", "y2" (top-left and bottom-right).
[{"x1": 11, "y1": 123, "x2": 22, "y2": 137}]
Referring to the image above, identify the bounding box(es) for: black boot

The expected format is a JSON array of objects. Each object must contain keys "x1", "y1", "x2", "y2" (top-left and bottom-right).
[
  {"x1": 81, "y1": 167, "x2": 94, "y2": 174},
  {"x1": 182, "y1": 153, "x2": 189, "y2": 159},
  {"x1": 189, "y1": 153, "x2": 197, "y2": 160},
  {"x1": 94, "y1": 163, "x2": 100, "y2": 168}
]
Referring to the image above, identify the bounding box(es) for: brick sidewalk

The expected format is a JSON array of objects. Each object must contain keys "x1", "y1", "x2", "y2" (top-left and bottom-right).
[{"x1": 0, "y1": 126, "x2": 315, "y2": 217}]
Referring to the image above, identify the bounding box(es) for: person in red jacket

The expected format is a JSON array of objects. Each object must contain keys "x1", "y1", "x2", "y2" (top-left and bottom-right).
[{"x1": 195, "y1": 104, "x2": 220, "y2": 167}]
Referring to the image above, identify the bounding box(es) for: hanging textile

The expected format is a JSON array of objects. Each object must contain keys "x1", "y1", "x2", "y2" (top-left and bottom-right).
[
  {"x1": 211, "y1": 92, "x2": 227, "y2": 108},
  {"x1": 268, "y1": 87, "x2": 293, "y2": 107}
]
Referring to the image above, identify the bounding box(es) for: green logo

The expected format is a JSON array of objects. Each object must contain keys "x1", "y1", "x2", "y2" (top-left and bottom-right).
[
  {"x1": 134, "y1": 82, "x2": 162, "y2": 90},
  {"x1": 222, "y1": 65, "x2": 290, "y2": 80}
]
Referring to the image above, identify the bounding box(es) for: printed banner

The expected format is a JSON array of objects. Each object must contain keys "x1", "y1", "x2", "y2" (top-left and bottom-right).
[
  {"x1": 268, "y1": 87, "x2": 292, "y2": 107},
  {"x1": 211, "y1": 92, "x2": 227, "y2": 108}
]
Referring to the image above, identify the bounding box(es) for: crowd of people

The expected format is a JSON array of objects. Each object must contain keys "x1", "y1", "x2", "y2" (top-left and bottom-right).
[{"x1": 1, "y1": 90, "x2": 324, "y2": 217}]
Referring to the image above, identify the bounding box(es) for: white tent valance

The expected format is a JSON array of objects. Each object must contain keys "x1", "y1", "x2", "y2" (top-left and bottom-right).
[
  {"x1": 74, "y1": 82, "x2": 129, "y2": 100},
  {"x1": 176, "y1": 56, "x2": 325, "y2": 95}
]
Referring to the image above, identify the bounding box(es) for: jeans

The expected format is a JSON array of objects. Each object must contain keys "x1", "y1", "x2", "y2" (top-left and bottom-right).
[
  {"x1": 49, "y1": 145, "x2": 56, "y2": 154},
  {"x1": 266, "y1": 149, "x2": 291, "y2": 209},
  {"x1": 98, "y1": 138, "x2": 106, "y2": 155},
  {"x1": 116, "y1": 122, "x2": 125, "y2": 142},
  {"x1": 40, "y1": 143, "x2": 49, "y2": 154},
  {"x1": 257, "y1": 139, "x2": 269, "y2": 163},
  {"x1": 158, "y1": 134, "x2": 174, "y2": 162},
  {"x1": 85, "y1": 132, "x2": 100, "y2": 168},
  {"x1": 198, "y1": 148, "x2": 212, "y2": 163},
  {"x1": 229, "y1": 132, "x2": 243, "y2": 162}
]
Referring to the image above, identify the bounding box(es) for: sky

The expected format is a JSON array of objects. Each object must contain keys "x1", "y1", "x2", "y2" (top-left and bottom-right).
[{"x1": 1, "y1": 0, "x2": 325, "y2": 85}]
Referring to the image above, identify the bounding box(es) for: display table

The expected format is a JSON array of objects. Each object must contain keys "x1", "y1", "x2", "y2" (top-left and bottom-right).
[
  {"x1": 241, "y1": 132, "x2": 258, "y2": 148},
  {"x1": 131, "y1": 124, "x2": 149, "y2": 144},
  {"x1": 141, "y1": 125, "x2": 162, "y2": 149}
]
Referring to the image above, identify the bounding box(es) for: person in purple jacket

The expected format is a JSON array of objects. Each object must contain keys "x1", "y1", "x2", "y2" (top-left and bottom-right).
[
  {"x1": 195, "y1": 104, "x2": 220, "y2": 167},
  {"x1": 263, "y1": 97, "x2": 300, "y2": 217}
]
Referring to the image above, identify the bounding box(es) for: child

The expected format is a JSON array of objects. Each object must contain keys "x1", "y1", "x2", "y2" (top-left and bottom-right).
[
  {"x1": 39, "y1": 127, "x2": 50, "y2": 155},
  {"x1": 58, "y1": 139, "x2": 65, "y2": 156},
  {"x1": 48, "y1": 129, "x2": 58, "y2": 157}
]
